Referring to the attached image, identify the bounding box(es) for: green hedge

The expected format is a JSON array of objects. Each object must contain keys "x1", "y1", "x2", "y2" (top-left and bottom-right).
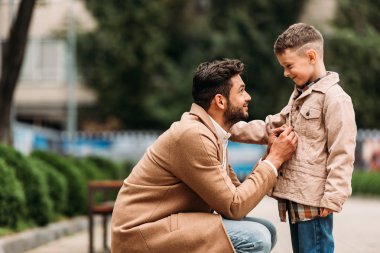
[
  {"x1": 0, "y1": 158, "x2": 26, "y2": 228},
  {"x1": 352, "y1": 170, "x2": 380, "y2": 196},
  {"x1": 0, "y1": 144, "x2": 125, "y2": 235},
  {"x1": 85, "y1": 156, "x2": 122, "y2": 179},
  {"x1": 121, "y1": 159, "x2": 136, "y2": 179},
  {"x1": 31, "y1": 151, "x2": 87, "y2": 216},
  {"x1": 0, "y1": 144, "x2": 53, "y2": 226},
  {"x1": 28, "y1": 157, "x2": 68, "y2": 217},
  {"x1": 68, "y1": 157, "x2": 106, "y2": 180}
]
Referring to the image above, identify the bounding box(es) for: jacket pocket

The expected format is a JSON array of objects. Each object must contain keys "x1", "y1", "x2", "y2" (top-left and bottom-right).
[
  {"x1": 299, "y1": 106, "x2": 322, "y2": 139},
  {"x1": 299, "y1": 106, "x2": 321, "y2": 120}
]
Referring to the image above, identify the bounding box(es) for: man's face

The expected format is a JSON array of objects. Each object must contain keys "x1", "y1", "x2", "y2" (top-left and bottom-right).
[
  {"x1": 224, "y1": 75, "x2": 251, "y2": 126},
  {"x1": 276, "y1": 48, "x2": 315, "y2": 87}
]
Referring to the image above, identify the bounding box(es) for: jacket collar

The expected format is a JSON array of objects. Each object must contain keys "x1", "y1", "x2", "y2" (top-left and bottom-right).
[
  {"x1": 294, "y1": 71, "x2": 339, "y2": 100},
  {"x1": 189, "y1": 103, "x2": 219, "y2": 138}
]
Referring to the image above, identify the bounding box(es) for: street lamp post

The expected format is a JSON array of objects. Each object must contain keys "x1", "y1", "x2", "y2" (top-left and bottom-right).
[{"x1": 66, "y1": 0, "x2": 77, "y2": 154}]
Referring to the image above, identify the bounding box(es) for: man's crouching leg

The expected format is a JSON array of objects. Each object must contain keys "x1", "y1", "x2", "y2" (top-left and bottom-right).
[{"x1": 223, "y1": 217, "x2": 277, "y2": 253}]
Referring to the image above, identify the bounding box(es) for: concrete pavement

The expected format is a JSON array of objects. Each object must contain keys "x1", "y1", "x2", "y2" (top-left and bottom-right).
[
  {"x1": 22, "y1": 196, "x2": 380, "y2": 253},
  {"x1": 251, "y1": 196, "x2": 380, "y2": 253}
]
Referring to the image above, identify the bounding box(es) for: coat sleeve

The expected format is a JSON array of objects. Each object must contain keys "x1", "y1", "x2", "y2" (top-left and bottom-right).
[
  {"x1": 172, "y1": 125, "x2": 277, "y2": 220},
  {"x1": 227, "y1": 163, "x2": 241, "y2": 187},
  {"x1": 320, "y1": 91, "x2": 356, "y2": 212}
]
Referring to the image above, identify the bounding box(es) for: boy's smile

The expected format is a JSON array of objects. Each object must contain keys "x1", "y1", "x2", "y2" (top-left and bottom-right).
[{"x1": 276, "y1": 48, "x2": 317, "y2": 87}]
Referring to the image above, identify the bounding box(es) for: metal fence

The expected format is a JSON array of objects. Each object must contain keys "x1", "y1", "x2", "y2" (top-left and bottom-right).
[
  {"x1": 13, "y1": 122, "x2": 161, "y2": 161},
  {"x1": 12, "y1": 122, "x2": 380, "y2": 173}
]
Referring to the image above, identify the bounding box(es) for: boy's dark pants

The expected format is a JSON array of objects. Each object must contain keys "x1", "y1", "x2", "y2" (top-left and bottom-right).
[{"x1": 289, "y1": 213, "x2": 334, "y2": 253}]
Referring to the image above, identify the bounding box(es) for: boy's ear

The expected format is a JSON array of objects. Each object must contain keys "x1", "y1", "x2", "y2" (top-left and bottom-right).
[
  {"x1": 306, "y1": 49, "x2": 318, "y2": 64},
  {"x1": 213, "y1": 94, "x2": 227, "y2": 110}
]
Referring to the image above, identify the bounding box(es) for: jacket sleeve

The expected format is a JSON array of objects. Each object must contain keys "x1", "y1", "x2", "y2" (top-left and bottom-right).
[
  {"x1": 320, "y1": 92, "x2": 356, "y2": 212},
  {"x1": 229, "y1": 106, "x2": 289, "y2": 144},
  {"x1": 229, "y1": 120, "x2": 269, "y2": 144},
  {"x1": 172, "y1": 125, "x2": 277, "y2": 220}
]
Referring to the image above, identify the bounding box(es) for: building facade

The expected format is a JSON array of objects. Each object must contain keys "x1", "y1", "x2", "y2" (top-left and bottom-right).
[{"x1": 0, "y1": 0, "x2": 97, "y2": 130}]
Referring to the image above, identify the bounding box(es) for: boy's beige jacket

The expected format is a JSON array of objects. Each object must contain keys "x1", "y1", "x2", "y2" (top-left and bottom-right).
[
  {"x1": 111, "y1": 103, "x2": 277, "y2": 253},
  {"x1": 231, "y1": 72, "x2": 357, "y2": 212}
]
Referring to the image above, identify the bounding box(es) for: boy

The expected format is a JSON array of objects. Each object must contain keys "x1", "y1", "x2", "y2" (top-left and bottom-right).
[{"x1": 230, "y1": 23, "x2": 356, "y2": 253}]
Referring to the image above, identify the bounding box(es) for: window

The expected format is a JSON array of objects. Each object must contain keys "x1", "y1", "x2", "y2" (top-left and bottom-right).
[{"x1": 20, "y1": 38, "x2": 66, "y2": 83}]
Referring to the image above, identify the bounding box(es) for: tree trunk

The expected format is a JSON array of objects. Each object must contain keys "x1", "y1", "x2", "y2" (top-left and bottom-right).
[{"x1": 0, "y1": 0, "x2": 37, "y2": 144}]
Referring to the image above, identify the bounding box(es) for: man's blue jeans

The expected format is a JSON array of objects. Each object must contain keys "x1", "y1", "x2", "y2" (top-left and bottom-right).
[
  {"x1": 223, "y1": 217, "x2": 277, "y2": 253},
  {"x1": 289, "y1": 214, "x2": 334, "y2": 253}
]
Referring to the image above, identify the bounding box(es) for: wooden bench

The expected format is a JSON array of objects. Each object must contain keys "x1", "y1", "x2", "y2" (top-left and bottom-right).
[{"x1": 88, "y1": 180, "x2": 123, "y2": 253}]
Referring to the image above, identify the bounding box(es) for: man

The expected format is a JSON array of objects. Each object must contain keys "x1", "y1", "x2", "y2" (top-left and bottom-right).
[{"x1": 111, "y1": 59, "x2": 298, "y2": 253}]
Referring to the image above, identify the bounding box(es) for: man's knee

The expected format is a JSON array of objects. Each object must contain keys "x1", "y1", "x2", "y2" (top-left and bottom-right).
[
  {"x1": 236, "y1": 223, "x2": 272, "y2": 253},
  {"x1": 224, "y1": 218, "x2": 273, "y2": 253},
  {"x1": 245, "y1": 224, "x2": 272, "y2": 253},
  {"x1": 242, "y1": 217, "x2": 277, "y2": 251}
]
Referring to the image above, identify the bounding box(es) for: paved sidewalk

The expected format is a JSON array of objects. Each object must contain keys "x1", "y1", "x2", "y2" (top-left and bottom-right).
[
  {"x1": 24, "y1": 197, "x2": 380, "y2": 253},
  {"x1": 251, "y1": 196, "x2": 380, "y2": 253},
  {"x1": 24, "y1": 222, "x2": 106, "y2": 253}
]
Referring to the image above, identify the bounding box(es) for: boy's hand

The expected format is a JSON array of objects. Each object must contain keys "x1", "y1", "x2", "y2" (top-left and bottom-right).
[
  {"x1": 273, "y1": 124, "x2": 287, "y2": 137},
  {"x1": 320, "y1": 207, "x2": 334, "y2": 217}
]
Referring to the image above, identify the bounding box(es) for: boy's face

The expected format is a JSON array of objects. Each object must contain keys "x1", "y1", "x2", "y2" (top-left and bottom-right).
[{"x1": 276, "y1": 48, "x2": 316, "y2": 87}]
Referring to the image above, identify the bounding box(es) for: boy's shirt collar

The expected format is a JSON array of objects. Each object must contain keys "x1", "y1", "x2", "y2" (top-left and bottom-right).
[
  {"x1": 293, "y1": 71, "x2": 340, "y2": 100},
  {"x1": 298, "y1": 76, "x2": 323, "y2": 92},
  {"x1": 294, "y1": 77, "x2": 321, "y2": 99}
]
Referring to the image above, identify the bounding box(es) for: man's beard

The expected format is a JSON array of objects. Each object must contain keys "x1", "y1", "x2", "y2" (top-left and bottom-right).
[{"x1": 223, "y1": 102, "x2": 248, "y2": 127}]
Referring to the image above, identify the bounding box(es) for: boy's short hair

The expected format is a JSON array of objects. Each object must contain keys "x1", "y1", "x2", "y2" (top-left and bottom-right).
[
  {"x1": 192, "y1": 59, "x2": 244, "y2": 111},
  {"x1": 274, "y1": 23, "x2": 324, "y2": 56}
]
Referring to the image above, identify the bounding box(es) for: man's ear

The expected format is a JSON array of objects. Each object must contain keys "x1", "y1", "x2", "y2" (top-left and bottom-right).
[
  {"x1": 306, "y1": 49, "x2": 317, "y2": 64},
  {"x1": 214, "y1": 94, "x2": 227, "y2": 110}
]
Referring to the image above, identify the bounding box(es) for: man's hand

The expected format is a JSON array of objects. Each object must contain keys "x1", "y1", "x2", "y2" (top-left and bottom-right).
[
  {"x1": 267, "y1": 125, "x2": 287, "y2": 151},
  {"x1": 265, "y1": 126, "x2": 298, "y2": 169},
  {"x1": 320, "y1": 207, "x2": 334, "y2": 217}
]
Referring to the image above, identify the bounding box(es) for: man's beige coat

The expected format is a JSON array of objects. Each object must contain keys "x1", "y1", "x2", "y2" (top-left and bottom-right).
[{"x1": 111, "y1": 103, "x2": 277, "y2": 253}]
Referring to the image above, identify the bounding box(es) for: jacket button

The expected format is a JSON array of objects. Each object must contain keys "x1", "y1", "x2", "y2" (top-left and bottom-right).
[{"x1": 306, "y1": 111, "x2": 310, "y2": 116}]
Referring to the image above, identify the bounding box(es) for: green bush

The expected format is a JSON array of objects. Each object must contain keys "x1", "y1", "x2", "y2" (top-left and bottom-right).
[
  {"x1": 31, "y1": 151, "x2": 87, "y2": 216},
  {"x1": 325, "y1": 0, "x2": 380, "y2": 128},
  {"x1": 0, "y1": 158, "x2": 26, "y2": 228},
  {"x1": 28, "y1": 157, "x2": 68, "y2": 217},
  {"x1": 351, "y1": 170, "x2": 380, "y2": 196},
  {"x1": 68, "y1": 156, "x2": 105, "y2": 180},
  {"x1": 121, "y1": 159, "x2": 137, "y2": 179},
  {"x1": 0, "y1": 144, "x2": 53, "y2": 226},
  {"x1": 85, "y1": 156, "x2": 122, "y2": 179}
]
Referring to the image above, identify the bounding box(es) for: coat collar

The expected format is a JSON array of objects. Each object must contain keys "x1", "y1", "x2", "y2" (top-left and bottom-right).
[
  {"x1": 189, "y1": 103, "x2": 219, "y2": 139},
  {"x1": 294, "y1": 71, "x2": 339, "y2": 100}
]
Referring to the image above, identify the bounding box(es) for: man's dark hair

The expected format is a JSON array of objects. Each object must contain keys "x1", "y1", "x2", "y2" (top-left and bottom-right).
[{"x1": 192, "y1": 59, "x2": 244, "y2": 110}]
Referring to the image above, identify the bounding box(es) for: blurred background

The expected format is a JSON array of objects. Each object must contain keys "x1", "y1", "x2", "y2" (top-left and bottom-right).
[
  {"x1": 1, "y1": 0, "x2": 380, "y2": 170},
  {"x1": 0, "y1": 0, "x2": 380, "y2": 252}
]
